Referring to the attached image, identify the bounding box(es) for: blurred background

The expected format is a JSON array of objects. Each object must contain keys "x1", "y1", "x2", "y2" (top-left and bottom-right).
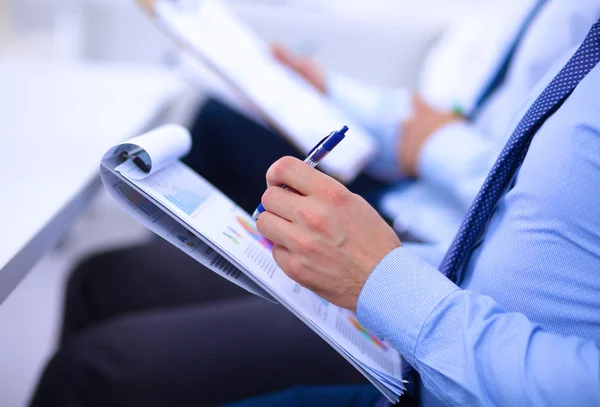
[{"x1": 0, "y1": 0, "x2": 472, "y2": 405}]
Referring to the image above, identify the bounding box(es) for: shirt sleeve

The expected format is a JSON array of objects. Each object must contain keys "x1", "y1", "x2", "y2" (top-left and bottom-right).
[
  {"x1": 418, "y1": 122, "x2": 503, "y2": 210},
  {"x1": 357, "y1": 247, "x2": 600, "y2": 407},
  {"x1": 401, "y1": 242, "x2": 447, "y2": 269},
  {"x1": 326, "y1": 73, "x2": 412, "y2": 181}
]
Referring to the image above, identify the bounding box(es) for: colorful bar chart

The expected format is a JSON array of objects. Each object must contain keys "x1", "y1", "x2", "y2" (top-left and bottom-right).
[
  {"x1": 348, "y1": 315, "x2": 389, "y2": 351},
  {"x1": 236, "y1": 216, "x2": 273, "y2": 250}
]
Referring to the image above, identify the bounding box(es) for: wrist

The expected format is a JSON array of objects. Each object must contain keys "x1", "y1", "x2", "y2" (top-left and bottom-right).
[{"x1": 355, "y1": 243, "x2": 401, "y2": 306}]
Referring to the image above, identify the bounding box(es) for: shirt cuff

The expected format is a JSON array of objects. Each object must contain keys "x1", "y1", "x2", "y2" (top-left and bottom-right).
[
  {"x1": 418, "y1": 121, "x2": 491, "y2": 190},
  {"x1": 356, "y1": 247, "x2": 459, "y2": 367}
]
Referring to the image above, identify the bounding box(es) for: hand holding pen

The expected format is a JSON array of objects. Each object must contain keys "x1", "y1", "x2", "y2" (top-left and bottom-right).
[
  {"x1": 252, "y1": 126, "x2": 348, "y2": 220},
  {"x1": 253, "y1": 126, "x2": 401, "y2": 312}
]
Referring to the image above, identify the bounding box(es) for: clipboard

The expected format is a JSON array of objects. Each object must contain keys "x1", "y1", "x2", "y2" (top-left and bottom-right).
[
  {"x1": 136, "y1": 0, "x2": 377, "y2": 183},
  {"x1": 99, "y1": 125, "x2": 405, "y2": 403}
]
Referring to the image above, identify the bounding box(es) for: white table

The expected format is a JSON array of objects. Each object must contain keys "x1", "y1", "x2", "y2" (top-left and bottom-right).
[{"x1": 0, "y1": 57, "x2": 183, "y2": 304}]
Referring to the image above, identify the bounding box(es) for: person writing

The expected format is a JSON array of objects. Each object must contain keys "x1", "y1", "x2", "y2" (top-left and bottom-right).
[
  {"x1": 221, "y1": 20, "x2": 600, "y2": 406},
  {"x1": 28, "y1": 4, "x2": 600, "y2": 407},
  {"x1": 184, "y1": 0, "x2": 598, "y2": 257}
]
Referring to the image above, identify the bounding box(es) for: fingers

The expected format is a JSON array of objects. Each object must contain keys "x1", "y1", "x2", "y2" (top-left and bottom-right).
[
  {"x1": 261, "y1": 186, "x2": 303, "y2": 222},
  {"x1": 256, "y1": 211, "x2": 295, "y2": 248},
  {"x1": 266, "y1": 156, "x2": 335, "y2": 196},
  {"x1": 271, "y1": 43, "x2": 286, "y2": 61},
  {"x1": 271, "y1": 43, "x2": 298, "y2": 68}
]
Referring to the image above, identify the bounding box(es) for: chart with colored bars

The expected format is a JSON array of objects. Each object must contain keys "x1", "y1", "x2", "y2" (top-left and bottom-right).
[
  {"x1": 222, "y1": 226, "x2": 242, "y2": 245},
  {"x1": 347, "y1": 315, "x2": 388, "y2": 351},
  {"x1": 235, "y1": 216, "x2": 273, "y2": 250},
  {"x1": 169, "y1": 229, "x2": 199, "y2": 253},
  {"x1": 115, "y1": 182, "x2": 161, "y2": 222},
  {"x1": 336, "y1": 313, "x2": 394, "y2": 375}
]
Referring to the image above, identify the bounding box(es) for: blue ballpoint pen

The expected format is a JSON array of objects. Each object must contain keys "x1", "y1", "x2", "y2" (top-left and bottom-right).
[{"x1": 251, "y1": 126, "x2": 348, "y2": 221}]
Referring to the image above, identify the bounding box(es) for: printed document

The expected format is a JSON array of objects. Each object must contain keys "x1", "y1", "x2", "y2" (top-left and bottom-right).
[
  {"x1": 100, "y1": 125, "x2": 405, "y2": 402},
  {"x1": 138, "y1": 0, "x2": 377, "y2": 183}
]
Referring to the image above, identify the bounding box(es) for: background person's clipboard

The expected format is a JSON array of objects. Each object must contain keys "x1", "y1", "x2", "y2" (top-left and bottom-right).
[{"x1": 137, "y1": 0, "x2": 377, "y2": 183}]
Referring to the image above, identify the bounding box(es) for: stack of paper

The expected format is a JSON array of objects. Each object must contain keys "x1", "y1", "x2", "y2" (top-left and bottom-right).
[{"x1": 100, "y1": 125, "x2": 405, "y2": 402}]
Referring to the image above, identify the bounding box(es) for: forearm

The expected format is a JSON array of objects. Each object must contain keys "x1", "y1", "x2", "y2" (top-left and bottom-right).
[{"x1": 357, "y1": 248, "x2": 600, "y2": 406}]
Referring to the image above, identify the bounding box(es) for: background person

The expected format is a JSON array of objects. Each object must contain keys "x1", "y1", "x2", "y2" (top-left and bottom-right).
[{"x1": 220, "y1": 21, "x2": 600, "y2": 405}]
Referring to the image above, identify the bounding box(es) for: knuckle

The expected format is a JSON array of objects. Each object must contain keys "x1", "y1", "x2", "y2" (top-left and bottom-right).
[
  {"x1": 296, "y1": 204, "x2": 312, "y2": 222},
  {"x1": 310, "y1": 213, "x2": 326, "y2": 231},
  {"x1": 261, "y1": 186, "x2": 278, "y2": 207},
  {"x1": 297, "y1": 206, "x2": 325, "y2": 231},
  {"x1": 291, "y1": 234, "x2": 314, "y2": 253},
  {"x1": 270, "y1": 156, "x2": 295, "y2": 177},
  {"x1": 326, "y1": 186, "x2": 349, "y2": 205},
  {"x1": 349, "y1": 192, "x2": 364, "y2": 205},
  {"x1": 279, "y1": 156, "x2": 297, "y2": 168},
  {"x1": 266, "y1": 159, "x2": 286, "y2": 181}
]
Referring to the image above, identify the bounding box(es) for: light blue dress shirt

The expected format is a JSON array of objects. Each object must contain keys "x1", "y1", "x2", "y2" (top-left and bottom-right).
[
  {"x1": 328, "y1": 0, "x2": 600, "y2": 258},
  {"x1": 357, "y1": 51, "x2": 600, "y2": 406}
]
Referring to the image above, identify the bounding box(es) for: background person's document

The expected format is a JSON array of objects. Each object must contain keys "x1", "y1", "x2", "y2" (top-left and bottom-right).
[{"x1": 140, "y1": 0, "x2": 377, "y2": 183}]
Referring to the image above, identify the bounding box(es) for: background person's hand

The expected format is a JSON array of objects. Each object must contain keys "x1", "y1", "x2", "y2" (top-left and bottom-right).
[
  {"x1": 256, "y1": 157, "x2": 402, "y2": 312},
  {"x1": 398, "y1": 94, "x2": 464, "y2": 177},
  {"x1": 271, "y1": 43, "x2": 327, "y2": 94}
]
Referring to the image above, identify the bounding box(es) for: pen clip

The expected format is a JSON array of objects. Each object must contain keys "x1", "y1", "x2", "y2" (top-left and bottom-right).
[
  {"x1": 120, "y1": 147, "x2": 151, "y2": 173},
  {"x1": 306, "y1": 134, "x2": 331, "y2": 157}
]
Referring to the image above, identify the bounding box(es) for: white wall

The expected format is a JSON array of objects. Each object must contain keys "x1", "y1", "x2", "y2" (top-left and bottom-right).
[
  {"x1": 223, "y1": 0, "x2": 468, "y2": 86},
  {"x1": 10, "y1": 0, "x2": 473, "y2": 85}
]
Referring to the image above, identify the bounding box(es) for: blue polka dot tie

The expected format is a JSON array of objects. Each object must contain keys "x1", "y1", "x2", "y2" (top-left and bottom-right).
[
  {"x1": 440, "y1": 21, "x2": 600, "y2": 283},
  {"x1": 375, "y1": 20, "x2": 600, "y2": 407}
]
